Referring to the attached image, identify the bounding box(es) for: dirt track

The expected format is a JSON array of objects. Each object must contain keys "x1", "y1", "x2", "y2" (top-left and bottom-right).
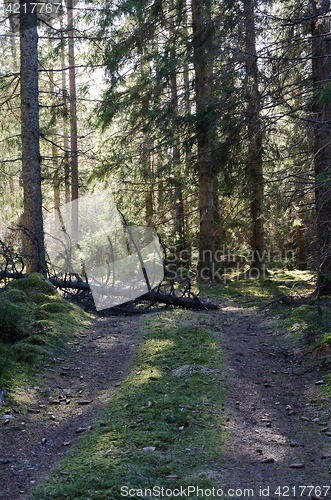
[
  {"x1": 217, "y1": 305, "x2": 331, "y2": 499},
  {"x1": 0, "y1": 315, "x2": 140, "y2": 500},
  {"x1": 1, "y1": 304, "x2": 331, "y2": 500}
]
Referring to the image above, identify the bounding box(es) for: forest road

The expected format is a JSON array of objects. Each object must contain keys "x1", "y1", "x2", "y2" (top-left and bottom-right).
[
  {"x1": 217, "y1": 304, "x2": 331, "y2": 499},
  {"x1": 0, "y1": 314, "x2": 141, "y2": 500},
  {"x1": 1, "y1": 305, "x2": 331, "y2": 499}
]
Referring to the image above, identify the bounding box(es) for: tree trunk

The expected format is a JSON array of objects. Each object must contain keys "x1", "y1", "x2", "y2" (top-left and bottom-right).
[
  {"x1": 20, "y1": 0, "x2": 46, "y2": 274},
  {"x1": 191, "y1": 0, "x2": 214, "y2": 277},
  {"x1": 183, "y1": 0, "x2": 191, "y2": 116},
  {"x1": 67, "y1": 0, "x2": 79, "y2": 243},
  {"x1": 48, "y1": 62, "x2": 61, "y2": 217},
  {"x1": 8, "y1": 11, "x2": 18, "y2": 71},
  {"x1": 8, "y1": 10, "x2": 18, "y2": 241},
  {"x1": 157, "y1": 177, "x2": 167, "y2": 224},
  {"x1": 142, "y1": 140, "x2": 153, "y2": 225},
  {"x1": 213, "y1": 178, "x2": 225, "y2": 251},
  {"x1": 8, "y1": 11, "x2": 24, "y2": 250},
  {"x1": 244, "y1": 0, "x2": 264, "y2": 273},
  {"x1": 174, "y1": 180, "x2": 184, "y2": 246},
  {"x1": 140, "y1": 51, "x2": 153, "y2": 225},
  {"x1": 169, "y1": 0, "x2": 185, "y2": 250},
  {"x1": 312, "y1": 0, "x2": 331, "y2": 294},
  {"x1": 296, "y1": 224, "x2": 306, "y2": 270},
  {"x1": 60, "y1": 17, "x2": 71, "y2": 207}
]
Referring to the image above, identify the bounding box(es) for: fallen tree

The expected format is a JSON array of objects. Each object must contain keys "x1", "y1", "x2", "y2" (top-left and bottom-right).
[
  {"x1": 0, "y1": 271, "x2": 221, "y2": 311},
  {"x1": 138, "y1": 291, "x2": 221, "y2": 310},
  {"x1": 0, "y1": 232, "x2": 221, "y2": 311},
  {"x1": 48, "y1": 278, "x2": 221, "y2": 311}
]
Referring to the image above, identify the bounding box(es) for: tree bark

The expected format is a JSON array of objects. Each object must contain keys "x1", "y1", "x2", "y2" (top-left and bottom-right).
[
  {"x1": 140, "y1": 51, "x2": 154, "y2": 225},
  {"x1": 213, "y1": 178, "x2": 226, "y2": 251},
  {"x1": 142, "y1": 140, "x2": 153, "y2": 225},
  {"x1": 312, "y1": 0, "x2": 331, "y2": 294},
  {"x1": 20, "y1": 0, "x2": 46, "y2": 274},
  {"x1": 244, "y1": 0, "x2": 264, "y2": 273},
  {"x1": 169, "y1": 0, "x2": 185, "y2": 250},
  {"x1": 8, "y1": 8, "x2": 19, "y2": 242},
  {"x1": 60, "y1": 17, "x2": 71, "y2": 207},
  {"x1": 0, "y1": 272, "x2": 220, "y2": 310},
  {"x1": 183, "y1": 0, "x2": 191, "y2": 116},
  {"x1": 191, "y1": 0, "x2": 214, "y2": 277},
  {"x1": 48, "y1": 64, "x2": 61, "y2": 217},
  {"x1": 296, "y1": 224, "x2": 306, "y2": 269},
  {"x1": 67, "y1": 0, "x2": 79, "y2": 243}
]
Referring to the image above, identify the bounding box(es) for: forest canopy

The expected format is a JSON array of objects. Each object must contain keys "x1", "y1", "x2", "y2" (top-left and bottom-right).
[{"x1": 0, "y1": 0, "x2": 331, "y2": 298}]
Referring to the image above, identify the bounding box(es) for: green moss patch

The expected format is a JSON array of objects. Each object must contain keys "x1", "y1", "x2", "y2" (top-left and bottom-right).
[
  {"x1": 2, "y1": 288, "x2": 29, "y2": 303},
  {"x1": 0, "y1": 273, "x2": 92, "y2": 392},
  {"x1": 196, "y1": 269, "x2": 315, "y2": 310},
  {"x1": 30, "y1": 309, "x2": 227, "y2": 500},
  {"x1": 10, "y1": 273, "x2": 56, "y2": 295}
]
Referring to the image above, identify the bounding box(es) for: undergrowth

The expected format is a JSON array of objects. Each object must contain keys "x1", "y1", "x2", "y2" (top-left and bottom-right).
[
  {"x1": 197, "y1": 267, "x2": 331, "y2": 345},
  {"x1": 30, "y1": 309, "x2": 227, "y2": 500}
]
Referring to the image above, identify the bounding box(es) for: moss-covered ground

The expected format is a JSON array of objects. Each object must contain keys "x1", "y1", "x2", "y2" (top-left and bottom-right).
[
  {"x1": 197, "y1": 268, "x2": 331, "y2": 347},
  {"x1": 0, "y1": 273, "x2": 92, "y2": 397}
]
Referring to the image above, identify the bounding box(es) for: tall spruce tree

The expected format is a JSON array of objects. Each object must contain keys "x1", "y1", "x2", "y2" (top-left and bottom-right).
[
  {"x1": 67, "y1": 0, "x2": 79, "y2": 243},
  {"x1": 312, "y1": 0, "x2": 331, "y2": 294},
  {"x1": 244, "y1": 0, "x2": 264, "y2": 272},
  {"x1": 20, "y1": 0, "x2": 46, "y2": 274},
  {"x1": 191, "y1": 0, "x2": 214, "y2": 276}
]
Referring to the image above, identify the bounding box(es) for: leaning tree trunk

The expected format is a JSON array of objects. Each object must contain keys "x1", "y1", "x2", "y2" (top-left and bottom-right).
[
  {"x1": 192, "y1": 0, "x2": 215, "y2": 277},
  {"x1": 20, "y1": 0, "x2": 46, "y2": 274},
  {"x1": 244, "y1": 0, "x2": 264, "y2": 274},
  {"x1": 312, "y1": 0, "x2": 331, "y2": 295}
]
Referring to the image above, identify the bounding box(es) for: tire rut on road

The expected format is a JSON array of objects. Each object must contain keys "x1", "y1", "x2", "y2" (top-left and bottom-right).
[
  {"x1": 217, "y1": 305, "x2": 331, "y2": 499},
  {"x1": 0, "y1": 315, "x2": 141, "y2": 500}
]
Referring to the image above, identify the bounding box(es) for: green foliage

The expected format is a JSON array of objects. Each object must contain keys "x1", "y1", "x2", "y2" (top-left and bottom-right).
[
  {"x1": 316, "y1": 82, "x2": 331, "y2": 105},
  {"x1": 27, "y1": 291, "x2": 57, "y2": 304},
  {"x1": 315, "y1": 168, "x2": 331, "y2": 184},
  {"x1": 38, "y1": 301, "x2": 71, "y2": 313},
  {"x1": 196, "y1": 268, "x2": 315, "y2": 309},
  {"x1": 10, "y1": 273, "x2": 56, "y2": 295},
  {"x1": 83, "y1": 0, "x2": 309, "y2": 262},
  {"x1": 11, "y1": 342, "x2": 49, "y2": 363},
  {"x1": 2, "y1": 288, "x2": 28, "y2": 303}
]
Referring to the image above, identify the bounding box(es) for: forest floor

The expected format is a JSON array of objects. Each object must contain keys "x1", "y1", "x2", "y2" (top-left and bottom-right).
[
  {"x1": 1, "y1": 275, "x2": 331, "y2": 500},
  {"x1": 211, "y1": 303, "x2": 331, "y2": 498},
  {"x1": 0, "y1": 314, "x2": 140, "y2": 499}
]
